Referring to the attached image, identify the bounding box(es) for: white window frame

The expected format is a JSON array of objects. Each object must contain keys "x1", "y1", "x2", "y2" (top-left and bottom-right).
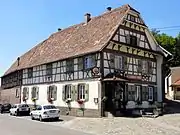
[
  {"x1": 115, "y1": 55, "x2": 123, "y2": 70},
  {"x1": 135, "y1": 85, "x2": 141, "y2": 101},
  {"x1": 65, "y1": 85, "x2": 72, "y2": 99},
  {"x1": 148, "y1": 87, "x2": 153, "y2": 101},
  {"x1": 78, "y1": 84, "x2": 85, "y2": 100}
]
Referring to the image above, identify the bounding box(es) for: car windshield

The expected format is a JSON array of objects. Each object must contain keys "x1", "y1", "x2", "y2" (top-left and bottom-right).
[{"x1": 43, "y1": 105, "x2": 56, "y2": 110}]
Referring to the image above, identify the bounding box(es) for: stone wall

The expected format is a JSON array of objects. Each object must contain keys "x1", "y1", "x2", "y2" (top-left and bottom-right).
[{"x1": 0, "y1": 87, "x2": 21, "y2": 104}]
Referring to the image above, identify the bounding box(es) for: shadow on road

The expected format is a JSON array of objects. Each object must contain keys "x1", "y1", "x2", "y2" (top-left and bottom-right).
[{"x1": 164, "y1": 98, "x2": 180, "y2": 115}]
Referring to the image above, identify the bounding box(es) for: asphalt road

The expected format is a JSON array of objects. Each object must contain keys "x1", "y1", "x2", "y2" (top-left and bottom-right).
[{"x1": 0, "y1": 114, "x2": 92, "y2": 135}]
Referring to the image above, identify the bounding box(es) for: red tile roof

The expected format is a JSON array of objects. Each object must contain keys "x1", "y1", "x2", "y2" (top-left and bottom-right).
[{"x1": 4, "y1": 4, "x2": 132, "y2": 76}]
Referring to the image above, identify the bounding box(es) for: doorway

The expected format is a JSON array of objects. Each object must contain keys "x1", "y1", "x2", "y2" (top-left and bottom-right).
[{"x1": 104, "y1": 81, "x2": 126, "y2": 116}]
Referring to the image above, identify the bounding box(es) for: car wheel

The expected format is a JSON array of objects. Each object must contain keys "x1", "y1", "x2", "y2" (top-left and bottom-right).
[
  {"x1": 39, "y1": 115, "x2": 43, "y2": 122},
  {"x1": 31, "y1": 114, "x2": 35, "y2": 120},
  {"x1": 10, "y1": 112, "x2": 12, "y2": 116},
  {"x1": 54, "y1": 117, "x2": 59, "y2": 121}
]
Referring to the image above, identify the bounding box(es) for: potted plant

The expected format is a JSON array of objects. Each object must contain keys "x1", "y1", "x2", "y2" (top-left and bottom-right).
[
  {"x1": 22, "y1": 95, "x2": 27, "y2": 102},
  {"x1": 65, "y1": 98, "x2": 72, "y2": 104},
  {"x1": 47, "y1": 97, "x2": 53, "y2": 103}
]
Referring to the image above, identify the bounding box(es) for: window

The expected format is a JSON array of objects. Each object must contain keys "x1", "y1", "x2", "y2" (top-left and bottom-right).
[
  {"x1": 142, "y1": 61, "x2": 148, "y2": 74},
  {"x1": 36, "y1": 106, "x2": 42, "y2": 110},
  {"x1": 15, "y1": 89, "x2": 19, "y2": 98},
  {"x1": 147, "y1": 61, "x2": 153, "y2": 74},
  {"x1": 84, "y1": 55, "x2": 96, "y2": 69},
  {"x1": 115, "y1": 55, "x2": 123, "y2": 70},
  {"x1": 66, "y1": 59, "x2": 74, "y2": 73},
  {"x1": 43, "y1": 105, "x2": 56, "y2": 110},
  {"x1": 128, "y1": 85, "x2": 135, "y2": 101},
  {"x1": 22, "y1": 87, "x2": 29, "y2": 99},
  {"x1": 31, "y1": 87, "x2": 39, "y2": 99},
  {"x1": 78, "y1": 57, "x2": 83, "y2": 70},
  {"x1": 78, "y1": 84, "x2": 85, "y2": 100},
  {"x1": 47, "y1": 85, "x2": 57, "y2": 100},
  {"x1": 148, "y1": 87, "x2": 153, "y2": 101},
  {"x1": 142, "y1": 86, "x2": 148, "y2": 101},
  {"x1": 135, "y1": 85, "x2": 141, "y2": 101},
  {"x1": 130, "y1": 35, "x2": 137, "y2": 46},
  {"x1": 46, "y1": 63, "x2": 52, "y2": 76},
  {"x1": 130, "y1": 15, "x2": 135, "y2": 22},
  {"x1": 65, "y1": 85, "x2": 72, "y2": 99},
  {"x1": 28, "y1": 68, "x2": 33, "y2": 78}
]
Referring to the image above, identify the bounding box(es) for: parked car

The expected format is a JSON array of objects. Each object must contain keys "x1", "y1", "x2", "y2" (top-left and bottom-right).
[
  {"x1": 0, "y1": 103, "x2": 11, "y2": 113},
  {"x1": 10, "y1": 104, "x2": 30, "y2": 116},
  {"x1": 30, "y1": 104, "x2": 60, "y2": 121}
]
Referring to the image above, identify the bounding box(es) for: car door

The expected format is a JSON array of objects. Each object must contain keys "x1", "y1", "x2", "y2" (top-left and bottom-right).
[{"x1": 33, "y1": 106, "x2": 41, "y2": 118}]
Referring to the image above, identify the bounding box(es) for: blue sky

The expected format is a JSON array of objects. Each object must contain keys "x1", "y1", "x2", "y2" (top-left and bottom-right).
[{"x1": 0, "y1": 0, "x2": 180, "y2": 76}]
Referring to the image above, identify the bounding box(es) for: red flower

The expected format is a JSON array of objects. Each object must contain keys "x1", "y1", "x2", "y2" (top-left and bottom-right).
[{"x1": 77, "y1": 99, "x2": 84, "y2": 105}]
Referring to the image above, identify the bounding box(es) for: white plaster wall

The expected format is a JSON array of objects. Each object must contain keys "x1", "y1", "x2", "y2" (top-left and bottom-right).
[
  {"x1": 156, "y1": 54, "x2": 163, "y2": 102},
  {"x1": 145, "y1": 29, "x2": 157, "y2": 51},
  {"x1": 21, "y1": 80, "x2": 100, "y2": 110}
]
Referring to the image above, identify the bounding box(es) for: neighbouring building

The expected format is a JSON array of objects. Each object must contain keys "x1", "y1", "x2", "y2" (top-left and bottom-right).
[
  {"x1": 1, "y1": 4, "x2": 171, "y2": 117},
  {"x1": 165, "y1": 67, "x2": 180, "y2": 100}
]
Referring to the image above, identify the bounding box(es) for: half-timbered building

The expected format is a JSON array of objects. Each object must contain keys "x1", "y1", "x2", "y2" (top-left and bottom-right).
[{"x1": 1, "y1": 4, "x2": 171, "y2": 117}]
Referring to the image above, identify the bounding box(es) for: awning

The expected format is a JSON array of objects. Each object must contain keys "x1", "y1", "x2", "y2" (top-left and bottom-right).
[
  {"x1": 171, "y1": 79, "x2": 180, "y2": 86},
  {"x1": 102, "y1": 77, "x2": 128, "y2": 82}
]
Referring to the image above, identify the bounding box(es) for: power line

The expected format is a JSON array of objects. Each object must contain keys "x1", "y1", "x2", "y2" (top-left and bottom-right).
[{"x1": 152, "y1": 25, "x2": 180, "y2": 30}]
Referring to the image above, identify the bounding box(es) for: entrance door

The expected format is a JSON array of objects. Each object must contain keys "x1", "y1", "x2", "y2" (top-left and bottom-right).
[{"x1": 104, "y1": 81, "x2": 125, "y2": 116}]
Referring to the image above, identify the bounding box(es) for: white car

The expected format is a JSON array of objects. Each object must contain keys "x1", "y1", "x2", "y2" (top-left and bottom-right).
[
  {"x1": 30, "y1": 104, "x2": 60, "y2": 121},
  {"x1": 10, "y1": 104, "x2": 30, "y2": 116}
]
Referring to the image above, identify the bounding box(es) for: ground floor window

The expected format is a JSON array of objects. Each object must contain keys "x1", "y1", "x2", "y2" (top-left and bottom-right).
[
  {"x1": 31, "y1": 87, "x2": 39, "y2": 100},
  {"x1": 128, "y1": 85, "x2": 135, "y2": 101},
  {"x1": 65, "y1": 85, "x2": 72, "y2": 99},
  {"x1": 22, "y1": 87, "x2": 29, "y2": 99},
  {"x1": 78, "y1": 84, "x2": 85, "y2": 100},
  {"x1": 47, "y1": 85, "x2": 57, "y2": 101},
  {"x1": 135, "y1": 85, "x2": 141, "y2": 101}
]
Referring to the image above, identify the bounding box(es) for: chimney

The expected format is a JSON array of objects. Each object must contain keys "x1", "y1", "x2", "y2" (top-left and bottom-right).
[
  {"x1": 84, "y1": 13, "x2": 91, "y2": 23},
  {"x1": 107, "y1": 7, "x2": 112, "y2": 11},
  {"x1": 17, "y1": 57, "x2": 20, "y2": 66},
  {"x1": 58, "y1": 28, "x2": 61, "y2": 31}
]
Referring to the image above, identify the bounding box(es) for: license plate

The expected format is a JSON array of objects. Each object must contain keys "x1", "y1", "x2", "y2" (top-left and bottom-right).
[{"x1": 50, "y1": 110, "x2": 56, "y2": 113}]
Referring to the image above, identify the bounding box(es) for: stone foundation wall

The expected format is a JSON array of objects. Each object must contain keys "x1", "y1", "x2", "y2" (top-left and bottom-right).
[
  {"x1": 0, "y1": 87, "x2": 21, "y2": 104},
  {"x1": 57, "y1": 106, "x2": 100, "y2": 118}
]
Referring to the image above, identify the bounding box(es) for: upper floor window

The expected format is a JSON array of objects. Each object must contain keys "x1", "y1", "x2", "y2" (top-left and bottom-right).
[
  {"x1": 130, "y1": 15, "x2": 135, "y2": 22},
  {"x1": 46, "y1": 63, "x2": 52, "y2": 76},
  {"x1": 114, "y1": 55, "x2": 123, "y2": 70},
  {"x1": 66, "y1": 59, "x2": 74, "y2": 73},
  {"x1": 84, "y1": 55, "x2": 96, "y2": 69},
  {"x1": 78, "y1": 57, "x2": 83, "y2": 70},
  {"x1": 126, "y1": 35, "x2": 138, "y2": 46},
  {"x1": 28, "y1": 68, "x2": 33, "y2": 78}
]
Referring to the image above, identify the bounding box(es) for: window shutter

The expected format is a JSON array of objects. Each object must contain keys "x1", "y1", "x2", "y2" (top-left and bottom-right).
[
  {"x1": 137, "y1": 60, "x2": 142, "y2": 72},
  {"x1": 142, "y1": 86, "x2": 146, "y2": 101},
  {"x1": 53, "y1": 86, "x2": 57, "y2": 101},
  {"x1": 154, "y1": 87, "x2": 157, "y2": 101},
  {"x1": 137, "y1": 37, "x2": 140, "y2": 46},
  {"x1": 74, "y1": 85, "x2": 78, "y2": 101},
  {"x1": 109, "y1": 54, "x2": 115, "y2": 68},
  {"x1": 148, "y1": 61, "x2": 153, "y2": 74},
  {"x1": 85, "y1": 84, "x2": 89, "y2": 102},
  {"x1": 47, "y1": 87, "x2": 50, "y2": 100},
  {"x1": 123, "y1": 57, "x2": 128, "y2": 70},
  {"x1": 71, "y1": 85, "x2": 75, "y2": 101},
  {"x1": 26, "y1": 88, "x2": 29, "y2": 99},
  {"x1": 62, "y1": 85, "x2": 66, "y2": 101},
  {"x1": 36, "y1": 87, "x2": 39, "y2": 100},
  {"x1": 126, "y1": 35, "x2": 131, "y2": 44}
]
